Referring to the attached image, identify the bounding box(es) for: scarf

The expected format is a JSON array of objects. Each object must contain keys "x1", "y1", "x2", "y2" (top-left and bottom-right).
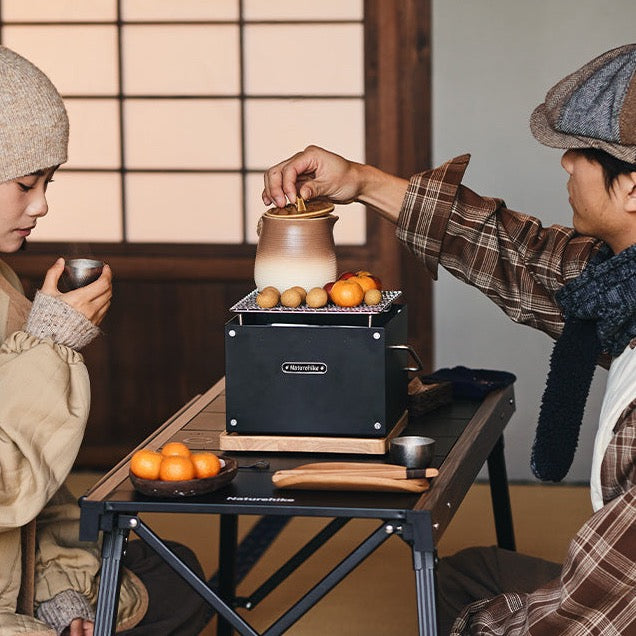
[{"x1": 531, "y1": 243, "x2": 636, "y2": 481}]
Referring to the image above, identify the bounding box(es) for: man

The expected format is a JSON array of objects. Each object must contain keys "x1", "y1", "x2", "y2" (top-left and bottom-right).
[{"x1": 262, "y1": 43, "x2": 635, "y2": 634}]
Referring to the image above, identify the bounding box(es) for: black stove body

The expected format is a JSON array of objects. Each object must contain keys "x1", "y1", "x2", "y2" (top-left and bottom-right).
[{"x1": 224, "y1": 303, "x2": 410, "y2": 437}]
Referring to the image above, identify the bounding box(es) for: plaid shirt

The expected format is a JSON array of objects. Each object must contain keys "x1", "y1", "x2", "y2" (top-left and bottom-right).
[{"x1": 396, "y1": 155, "x2": 636, "y2": 635}]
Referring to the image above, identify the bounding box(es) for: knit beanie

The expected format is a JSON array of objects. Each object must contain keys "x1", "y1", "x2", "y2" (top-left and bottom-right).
[{"x1": 0, "y1": 46, "x2": 68, "y2": 183}]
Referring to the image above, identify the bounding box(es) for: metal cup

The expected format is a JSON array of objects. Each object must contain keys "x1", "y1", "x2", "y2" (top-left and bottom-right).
[
  {"x1": 61, "y1": 258, "x2": 104, "y2": 290},
  {"x1": 389, "y1": 436, "x2": 436, "y2": 469}
]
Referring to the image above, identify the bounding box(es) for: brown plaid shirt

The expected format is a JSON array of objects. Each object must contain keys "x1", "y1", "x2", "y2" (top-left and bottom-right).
[{"x1": 396, "y1": 155, "x2": 636, "y2": 635}]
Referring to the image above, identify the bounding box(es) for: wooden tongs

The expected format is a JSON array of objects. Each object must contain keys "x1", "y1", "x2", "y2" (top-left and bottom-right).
[{"x1": 272, "y1": 462, "x2": 439, "y2": 493}]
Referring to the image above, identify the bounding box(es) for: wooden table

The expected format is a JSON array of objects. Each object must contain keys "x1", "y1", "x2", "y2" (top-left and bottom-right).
[{"x1": 79, "y1": 377, "x2": 516, "y2": 635}]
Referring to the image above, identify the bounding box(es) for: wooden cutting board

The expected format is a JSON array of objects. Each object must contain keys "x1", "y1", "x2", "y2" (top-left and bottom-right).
[{"x1": 220, "y1": 412, "x2": 407, "y2": 454}]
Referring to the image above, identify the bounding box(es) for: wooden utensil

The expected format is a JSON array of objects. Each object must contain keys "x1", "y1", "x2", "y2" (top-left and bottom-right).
[
  {"x1": 277, "y1": 462, "x2": 439, "y2": 480},
  {"x1": 271, "y1": 462, "x2": 439, "y2": 492},
  {"x1": 271, "y1": 472, "x2": 430, "y2": 493}
]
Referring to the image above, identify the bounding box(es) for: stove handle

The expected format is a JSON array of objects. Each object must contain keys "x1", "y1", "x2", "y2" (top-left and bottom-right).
[{"x1": 388, "y1": 344, "x2": 423, "y2": 372}]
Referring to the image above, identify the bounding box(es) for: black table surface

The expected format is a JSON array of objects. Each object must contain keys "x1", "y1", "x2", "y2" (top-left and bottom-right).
[{"x1": 80, "y1": 378, "x2": 515, "y2": 541}]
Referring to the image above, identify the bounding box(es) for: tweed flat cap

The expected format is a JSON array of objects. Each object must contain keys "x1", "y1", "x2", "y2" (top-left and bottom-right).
[
  {"x1": 0, "y1": 46, "x2": 68, "y2": 183},
  {"x1": 530, "y1": 44, "x2": 636, "y2": 163}
]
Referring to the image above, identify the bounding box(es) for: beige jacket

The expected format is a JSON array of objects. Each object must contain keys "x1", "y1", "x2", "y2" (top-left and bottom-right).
[{"x1": 0, "y1": 260, "x2": 147, "y2": 635}]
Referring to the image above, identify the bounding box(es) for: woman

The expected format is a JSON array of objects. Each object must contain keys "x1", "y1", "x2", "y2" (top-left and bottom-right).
[{"x1": 0, "y1": 46, "x2": 209, "y2": 635}]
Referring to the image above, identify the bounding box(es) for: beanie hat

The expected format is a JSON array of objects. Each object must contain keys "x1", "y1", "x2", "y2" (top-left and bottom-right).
[
  {"x1": 0, "y1": 46, "x2": 68, "y2": 183},
  {"x1": 530, "y1": 44, "x2": 636, "y2": 163}
]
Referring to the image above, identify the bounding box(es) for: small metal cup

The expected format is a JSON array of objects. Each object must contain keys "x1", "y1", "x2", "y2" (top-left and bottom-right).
[
  {"x1": 389, "y1": 436, "x2": 436, "y2": 469},
  {"x1": 61, "y1": 258, "x2": 104, "y2": 290}
]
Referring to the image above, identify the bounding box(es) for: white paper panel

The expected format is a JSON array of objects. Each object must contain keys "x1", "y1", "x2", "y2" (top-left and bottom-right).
[
  {"x1": 124, "y1": 99, "x2": 241, "y2": 169},
  {"x1": 3, "y1": 0, "x2": 116, "y2": 21},
  {"x1": 65, "y1": 99, "x2": 120, "y2": 169},
  {"x1": 3, "y1": 26, "x2": 119, "y2": 95},
  {"x1": 122, "y1": 25, "x2": 240, "y2": 94},
  {"x1": 31, "y1": 172, "x2": 123, "y2": 242},
  {"x1": 245, "y1": 98, "x2": 364, "y2": 169},
  {"x1": 123, "y1": 0, "x2": 238, "y2": 21},
  {"x1": 243, "y1": 0, "x2": 362, "y2": 20},
  {"x1": 244, "y1": 24, "x2": 363, "y2": 95},
  {"x1": 126, "y1": 173, "x2": 242, "y2": 243}
]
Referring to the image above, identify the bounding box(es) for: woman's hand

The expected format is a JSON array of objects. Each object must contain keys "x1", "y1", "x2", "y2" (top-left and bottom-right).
[
  {"x1": 41, "y1": 258, "x2": 113, "y2": 327},
  {"x1": 262, "y1": 145, "x2": 365, "y2": 208},
  {"x1": 62, "y1": 618, "x2": 94, "y2": 636},
  {"x1": 262, "y1": 145, "x2": 409, "y2": 224}
]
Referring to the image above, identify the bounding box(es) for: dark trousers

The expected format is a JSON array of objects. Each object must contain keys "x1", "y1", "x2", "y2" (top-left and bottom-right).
[{"x1": 119, "y1": 540, "x2": 211, "y2": 636}]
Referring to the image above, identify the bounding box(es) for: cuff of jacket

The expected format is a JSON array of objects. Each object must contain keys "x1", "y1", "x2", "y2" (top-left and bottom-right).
[
  {"x1": 25, "y1": 291, "x2": 100, "y2": 351},
  {"x1": 35, "y1": 589, "x2": 95, "y2": 635},
  {"x1": 395, "y1": 154, "x2": 471, "y2": 280}
]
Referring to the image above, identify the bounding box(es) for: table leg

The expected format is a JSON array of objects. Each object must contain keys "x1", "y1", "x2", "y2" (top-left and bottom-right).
[
  {"x1": 486, "y1": 434, "x2": 516, "y2": 551},
  {"x1": 405, "y1": 511, "x2": 437, "y2": 636},
  {"x1": 218, "y1": 514, "x2": 238, "y2": 636},
  {"x1": 94, "y1": 524, "x2": 128, "y2": 636}
]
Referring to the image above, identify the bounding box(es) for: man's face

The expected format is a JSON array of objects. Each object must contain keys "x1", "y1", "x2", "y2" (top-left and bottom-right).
[
  {"x1": 560, "y1": 150, "x2": 621, "y2": 241},
  {"x1": 0, "y1": 167, "x2": 56, "y2": 253}
]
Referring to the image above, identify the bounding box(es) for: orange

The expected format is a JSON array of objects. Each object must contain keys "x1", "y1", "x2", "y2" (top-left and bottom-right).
[
  {"x1": 130, "y1": 449, "x2": 163, "y2": 480},
  {"x1": 353, "y1": 275, "x2": 378, "y2": 293},
  {"x1": 159, "y1": 455, "x2": 196, "y2": 481},
  {"x1": 330, "y1": 279, "x2": 364, "y2": 307},
  {"x1": 160, "y1": 441, "x2": 191, "y2": 457},
  {"x1": 191, "y1": 452, "x2": 222, "y2": 478}
]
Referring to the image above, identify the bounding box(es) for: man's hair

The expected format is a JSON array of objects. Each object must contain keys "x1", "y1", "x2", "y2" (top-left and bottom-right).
[{"x1": 579, "y1": 148, "x2": 636, "y2": 191}]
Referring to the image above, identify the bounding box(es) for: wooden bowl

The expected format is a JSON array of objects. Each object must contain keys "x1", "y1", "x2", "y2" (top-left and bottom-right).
[{"x1": 129, "y1": 457, "x2": 238, "y2": 498}]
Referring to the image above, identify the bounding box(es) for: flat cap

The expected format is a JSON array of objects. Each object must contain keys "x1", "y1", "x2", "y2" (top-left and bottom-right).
[{"x1": 530, "y1": 44, "x2": 636, "y2": 163}]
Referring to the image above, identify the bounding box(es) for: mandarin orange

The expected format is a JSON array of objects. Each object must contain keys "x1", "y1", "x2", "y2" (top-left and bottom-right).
[
  {"x1": 191, "y1": 452, "x2": 222, "y2": 478},
  {"x1": 330, "y1": 279, "x2": 364, "y2": 307},
  {"x1": 158, "y1": 455, "x2": 196, "y2": 481},
  {"x1": 130, "y1": 449, "x2": 163, "y2": 480},
  {"x1": 353, "y1": 275, "x2": 378, "y2": 293},
  {"x1": 160, "y1": 441, "x2": 191, "y2": 457}
]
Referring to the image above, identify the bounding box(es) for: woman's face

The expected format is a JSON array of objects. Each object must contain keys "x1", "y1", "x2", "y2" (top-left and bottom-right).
[{"x1": 0, "y1": 167, "x2": 56, "y2": 253}]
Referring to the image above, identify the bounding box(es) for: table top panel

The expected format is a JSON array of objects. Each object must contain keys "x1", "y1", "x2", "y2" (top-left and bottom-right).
[{"x1": 80, "y1": 378, "x2": 515, "y2": 537}]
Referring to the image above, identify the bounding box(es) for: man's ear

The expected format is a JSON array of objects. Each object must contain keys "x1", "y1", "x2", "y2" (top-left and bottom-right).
[{"x1": 625, "y1": 172, "x2": 636, "y2": 212}]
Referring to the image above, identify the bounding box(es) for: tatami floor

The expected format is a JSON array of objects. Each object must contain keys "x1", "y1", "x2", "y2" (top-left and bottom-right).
[{"x1": 67, "y1": 474, "x2": 591, "y2": 635}]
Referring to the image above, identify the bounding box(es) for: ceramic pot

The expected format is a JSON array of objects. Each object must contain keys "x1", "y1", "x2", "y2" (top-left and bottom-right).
[{"x1": 254, "y1": 212, "x2": 338, "y2": 292}]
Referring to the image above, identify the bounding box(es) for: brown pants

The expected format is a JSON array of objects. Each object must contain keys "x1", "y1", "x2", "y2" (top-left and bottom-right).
[
  {"x1": 436, "y1": 546, "x2": 562, "y2": 636},
  {"x1": 119, "y1": 540, "x2": 211, "y2": 635}
]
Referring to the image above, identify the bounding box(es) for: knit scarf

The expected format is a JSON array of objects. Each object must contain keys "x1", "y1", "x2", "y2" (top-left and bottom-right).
[{"x1": 531, "y1": 243, "x2": 636, "y2": 481}]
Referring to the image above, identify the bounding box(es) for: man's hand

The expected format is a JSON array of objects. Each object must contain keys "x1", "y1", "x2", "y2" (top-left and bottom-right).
[
  {"x1": 262, "y1": 145, "x2": 408, "y2": 224},
  {"x1": 62, "y1": 618, "x2": 94, "y2": 636},
  {"x1": 262, "y1": 145, "x2": 364, "y2": 208},
  {"x1": 40, "y1": 258, "x2": 113, "y2": 327}
]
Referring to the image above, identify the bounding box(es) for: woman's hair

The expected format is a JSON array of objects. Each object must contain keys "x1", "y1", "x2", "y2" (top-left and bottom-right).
[{"x1": 579, "y1": 148, "x2": 636, "y2": 191}]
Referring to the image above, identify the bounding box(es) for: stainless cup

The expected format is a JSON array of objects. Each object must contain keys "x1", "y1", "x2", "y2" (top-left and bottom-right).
[
  {"x1": 61, "y1": 258, "x2": 104, "y2": 290},
  {"x1": 389, "y1": 436, "x2": 436, "y2": 469}
]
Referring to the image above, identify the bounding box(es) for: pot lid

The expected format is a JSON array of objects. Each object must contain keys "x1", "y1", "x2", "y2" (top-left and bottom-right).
[{"x1": 264, "y1": 196, "x2": 334, "y2": 219}]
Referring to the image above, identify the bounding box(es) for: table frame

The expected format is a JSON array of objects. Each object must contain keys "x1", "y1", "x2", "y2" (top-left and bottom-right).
[{"x1": 79, "y1": 379, "x2": 516, "y2": 635}]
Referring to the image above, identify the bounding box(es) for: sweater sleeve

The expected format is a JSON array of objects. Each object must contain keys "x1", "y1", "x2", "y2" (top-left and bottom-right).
[
  {"x1": 36, "y1": 590, "x2": 94, "y2": 635},
  {"x1": 26, "y1": 291, "x2": 100, "y2": 351},
  {"x1": 0, "y1": 331, "x2": 90, "y2": 528}
]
